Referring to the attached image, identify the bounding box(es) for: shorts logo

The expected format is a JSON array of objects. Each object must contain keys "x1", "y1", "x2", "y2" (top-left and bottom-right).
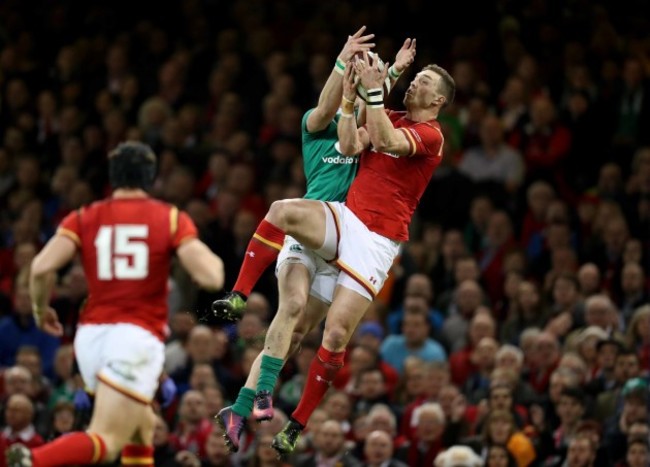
[
  {"x1": 369, "y1": 276, "x2": 377, "y2": 285},
  {"x1": 289, "y1": 244, "x2": 303, "y2": 253},
  {"x1": 107, "y1": 360, "x2": 138, "y2": 382}
]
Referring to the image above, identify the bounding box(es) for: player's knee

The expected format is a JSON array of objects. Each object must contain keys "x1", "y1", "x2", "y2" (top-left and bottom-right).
[
  {"x1": 279, "y1": 294, "x2": 307, "y2": 320},
  {"x1": 269, "y1": 199, "x2": 302, "y2": 229},
  {"x1": 323, "y1": 325, "x2": 349, "y2": 351}
]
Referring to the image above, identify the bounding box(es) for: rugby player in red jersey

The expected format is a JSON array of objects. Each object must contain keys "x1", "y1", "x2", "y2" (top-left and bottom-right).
[
  {"x1": 7, "y1": 142, "x2": 224, "y2": 467},
  {"x1": 222, "y1": 51, "x2": 455, "y2": 455}
]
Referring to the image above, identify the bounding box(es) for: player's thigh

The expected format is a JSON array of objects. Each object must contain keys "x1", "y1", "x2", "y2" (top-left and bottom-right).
[
  {"x1": 272, "y1": 199, "x2": 327, "y2": 251},
  {"x1": 97, "y1": 324, "x2": 165, "y2": 404},
  {"x1": 74, "y1": 325, "x2": 110, "y2": 393},
  {"x1": 335, "y1": 205, "x2": 400, "y2": 300},
  {"x1": 88, "y1": 381, "x2": 152, "y2": 451}
]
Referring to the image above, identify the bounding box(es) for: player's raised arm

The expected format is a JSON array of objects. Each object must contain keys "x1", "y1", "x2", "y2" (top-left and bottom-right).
[
  {"x1": 355, "y1": 53, "x2": 412, "y2": 156},
  {"x1": 386, "y1": 38, "x2": 416, "y2": 92},
  {"x1": 337, "y1": 64, "x2": 370, "y2": 156},
  {"x1": 306, "y1": 26, "x2": 374, "y2": 133},
  {"x1": 177, "y1": 238, "x2": 225, "y2": 292}
]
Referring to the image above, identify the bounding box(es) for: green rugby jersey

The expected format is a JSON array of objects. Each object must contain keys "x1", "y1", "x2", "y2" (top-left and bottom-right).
[{"x1": 301, "y1": 109, "x2": 358, "y2": 202}]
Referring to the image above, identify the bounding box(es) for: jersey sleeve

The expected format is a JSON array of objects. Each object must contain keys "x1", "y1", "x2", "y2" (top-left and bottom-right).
[
  {"x1": 170, "y1": 207, "x2": 198, "y2": 249},
  {"x1": 56, "y1": 209, "x2": 82, "y2": 246},
  {"x1": 398, "y1": 122, "x2": 444, "y2": 157}
]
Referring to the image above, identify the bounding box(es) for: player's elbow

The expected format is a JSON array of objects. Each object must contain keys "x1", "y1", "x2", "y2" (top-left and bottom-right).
[
  {"x1": 29, "y1": 255, "x2": 50, "y2": 280},
  {"x1": 371, "y1": 136, "x2": 394, "y2": 153}
]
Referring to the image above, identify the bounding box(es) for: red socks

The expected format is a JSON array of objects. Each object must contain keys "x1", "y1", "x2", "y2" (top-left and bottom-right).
[
  {"x1": 31, "y1": 432, "x2": 106, "y2": 466},
  {"x1": 292, "y1": 346, "x2": 345, "y2": 426},
  {"x1": 233, "y1": 219, "x2": 285, "y2": 296},
  {"x1": 121, "y1": 444, "x2": 154, "y2": 466}
]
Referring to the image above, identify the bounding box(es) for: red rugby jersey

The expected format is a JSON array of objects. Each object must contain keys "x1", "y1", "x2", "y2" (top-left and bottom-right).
[
  {"x1": 58, "y1": 197, "x2": 197, "y2": 340},
  {"x1": 345, "y1": 110, "x2": 444, "y2": 241}
]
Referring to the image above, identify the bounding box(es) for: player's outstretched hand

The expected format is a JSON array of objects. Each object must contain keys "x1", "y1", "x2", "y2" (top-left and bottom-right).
[
  {"x1": 338, "y1": 25, "x2": 375, "y2": 63},
  {"x1": 393, "y1": 38, "x2": 416, "y2": 74},
  {"x1": 36, "y1": 307, "x2": 64, "y2": 337}
]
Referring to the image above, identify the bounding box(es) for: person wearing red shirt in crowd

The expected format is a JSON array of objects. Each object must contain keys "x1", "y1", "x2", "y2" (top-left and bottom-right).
[
  {"x1": 478, "y1": 210, "x2": 518, "y2": 303},
  {"x1": 406, "y1": 402, "x2": 447, "y2": 466},
  {"x1": 399, "y1": 365, "x2": 452, "y2": 441},
  {"x1": 507, "y1": 95, "x2": 572, "y2": 186},
  {"x1": 170, "y1": 390, "x2": 213, "y2": 459},
  {"x1": 7, "y1": 142, "x2": 224, "y2": 467},
  {"x1": 0, "y1": 395, "x2": 44, "y2": 451},
  {"x1": 527, "y1": 331, "x2": 561, "y2": 394},
  {"x1": 449, "y1": 311, "x2": 497, "y2": 387}
]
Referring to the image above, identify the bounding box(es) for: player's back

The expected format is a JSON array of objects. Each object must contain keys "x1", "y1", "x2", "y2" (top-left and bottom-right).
[{"x1": 59, "y1": 197, "x2": 191, "y2": 340}]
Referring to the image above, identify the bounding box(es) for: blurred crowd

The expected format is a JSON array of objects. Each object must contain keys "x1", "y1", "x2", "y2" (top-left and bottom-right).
[{"x1": 0, "y1": 0, "x2": 649, "y2": 466}]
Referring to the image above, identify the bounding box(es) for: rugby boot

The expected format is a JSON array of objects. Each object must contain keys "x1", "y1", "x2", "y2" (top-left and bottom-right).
[
  {"x1": 215, "y1": 406, "x2": 246, "y2": 453},
  {"x1": 6, "y1": 445, "x2": 32, "y2": 467},
  {"x1": 211, "y1": 291, "x2": 247, "y2": 321},
  {"x1": 271, "y1": 419, "x2": 304, "y2": 458}
]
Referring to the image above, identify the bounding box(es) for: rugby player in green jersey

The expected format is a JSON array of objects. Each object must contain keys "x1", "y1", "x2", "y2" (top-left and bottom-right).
[{"x1": 214, "y1": 28, "x2": 416, "y2": 453}]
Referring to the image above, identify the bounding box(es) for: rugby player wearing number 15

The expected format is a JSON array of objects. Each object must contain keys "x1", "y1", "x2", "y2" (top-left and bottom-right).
[{"x1": 7, "y1": 142, "x2": 225, "y2": 467}]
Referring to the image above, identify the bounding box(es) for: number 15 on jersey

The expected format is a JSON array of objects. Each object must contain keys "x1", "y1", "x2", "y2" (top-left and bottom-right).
[{"x1": 94, "y1": 225, "x2": 149, "y2": 280}]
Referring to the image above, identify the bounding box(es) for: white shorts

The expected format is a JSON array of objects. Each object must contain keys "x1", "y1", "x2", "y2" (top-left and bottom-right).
[
  {"x1": 276, "y1": 236, "x2": 339, "y2": 305},
  {"x1": 74, "y1": 323, "x2": 165, "y2": 404},
  {"x1": 321, "y1": 202, "x2": 400, "y2": 300}
]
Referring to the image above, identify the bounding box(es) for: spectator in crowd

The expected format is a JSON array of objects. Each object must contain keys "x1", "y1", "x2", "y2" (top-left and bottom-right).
[
  {"x1": 363, "y1": 429, "x2": 408, "y2": 467},
  {"x1": 170, "y1": 390, "x2": 213, "y2": 459},
  {"x1": 563, "y1": 433, "x2": 598, "y2": 467},
  {"x1": 381, "y1": 299, "x2": 447, "y2": 374},
  {"x1": 405, "y1": 402, "x2": 447, "y2": 466},
  {"x1": 293, "y1": 420, "x2": 361, "y2": 467},
  {"x1": 0, "y1": 395, "x2": 43, "y2": 452},
  {"x1": 0, "y1": 285, "x2": 59, "y2": 379}
]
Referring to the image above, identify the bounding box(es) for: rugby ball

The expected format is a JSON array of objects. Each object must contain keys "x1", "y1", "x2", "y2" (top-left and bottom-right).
[{"x1": 356, "y1": 51, "x2": 392, "y2": 102}]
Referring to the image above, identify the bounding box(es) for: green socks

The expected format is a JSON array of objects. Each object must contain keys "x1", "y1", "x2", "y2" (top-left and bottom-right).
[
  {"x1": 257, "y1": 355, "x2": 284, "y2": 393},
  {"x1": 231, "y1": 387, "x2": 255, "y2": 417}
]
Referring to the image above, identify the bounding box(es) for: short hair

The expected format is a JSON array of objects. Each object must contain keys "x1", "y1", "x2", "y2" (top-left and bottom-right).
[
  {"x1": 16, "y1": 346, "x2": 41, "y2": 359},
  {"x1": 413, "y1": 402, "x2": 445, "y2": 426},
  {"x1": 570, "y1": 432, "x2": 598, "y2": 451},
  {"x1": 5, "y1": 366, "x2": 31, "y2": 382},
  {"x1": 424, "y1": 64, "x2": 455, "y2": 107},
  {"x1": 560, "y1": 387, "x2": 586, "y2": 404},
  {"x1": 520, "y1": 327, "x2": 542, "y2": 343},
  {"x1": 52, "y1": 401, "x2": 75, "y2": 416},
  {"x1": 367, "y1": 404, "x2": 397, "y2": 430},
  {"x1": 585, "y1": 294, "x2": 615, "y2": 313},
  {"x1": 627, "y1": 437, "x2": 650, "y2": 451},
  {"x1": 496, "y1": 344, "x2": 524, "y2": 367},
  {"x1": 358, "y1": 367, "x2": 385, "y2": 382}
]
